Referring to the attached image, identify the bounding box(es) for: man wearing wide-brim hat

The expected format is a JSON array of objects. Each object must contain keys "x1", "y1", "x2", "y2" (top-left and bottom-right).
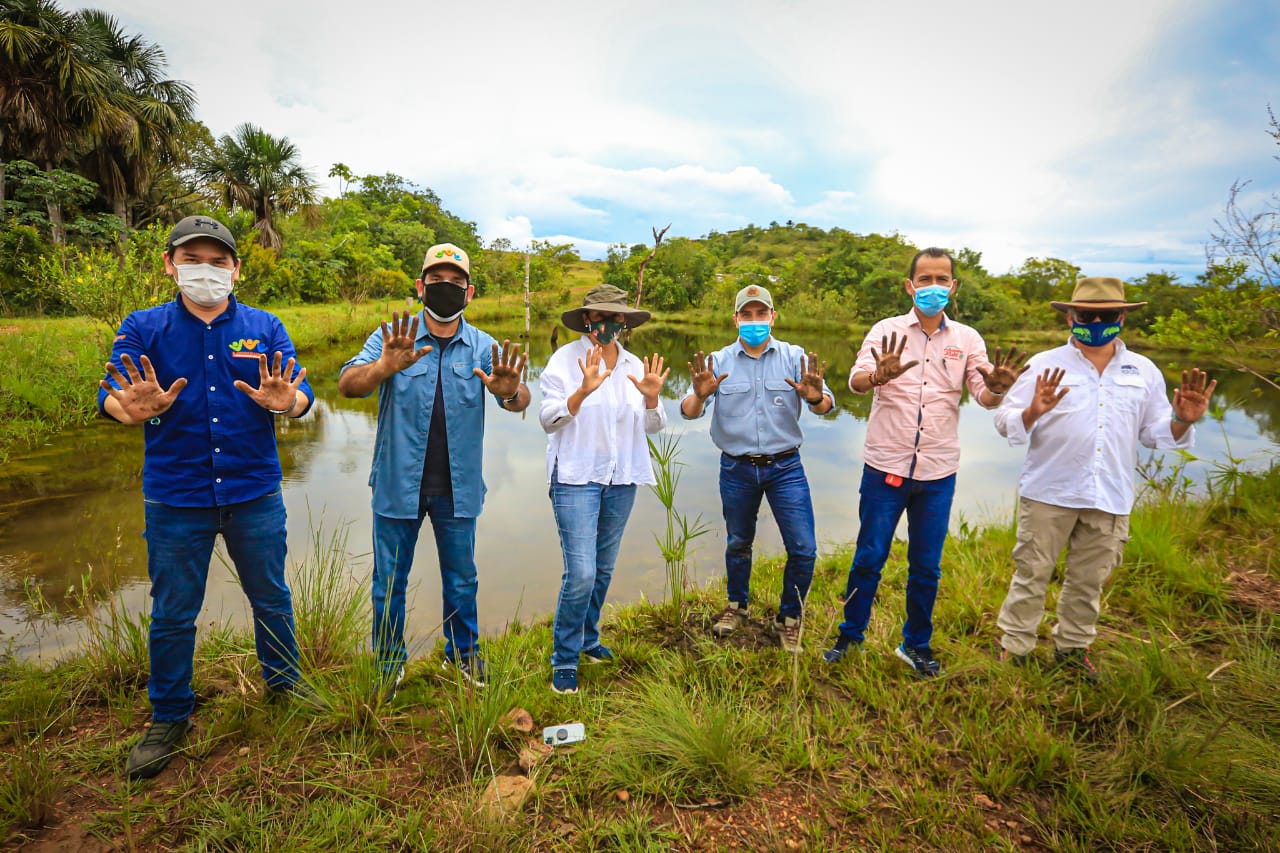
[{"x1": 992, "y1": 276, "x2": 1216, "y2": 682}]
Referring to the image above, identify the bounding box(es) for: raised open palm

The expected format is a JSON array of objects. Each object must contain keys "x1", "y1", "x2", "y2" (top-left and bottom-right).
[{"x1": 101, "y1": 354, "x2": 187, "y2": 421}]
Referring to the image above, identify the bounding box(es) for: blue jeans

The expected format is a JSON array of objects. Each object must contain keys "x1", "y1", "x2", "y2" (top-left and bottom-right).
[
  {"x1": 549, "y1": 477, "x2": 637, "y2": 671},
  {"x1": 720, "y1": 452, "x2": 816, "y2": 620},
  {"x1": 838, "y1": 465, "x2": 956, "y2": 649},
  {"x1": 143, "y1": 490, "x2": 297, "y2": 722},
  {"x1": 372, "y1": 492, "x2": 478, "y2": 673}
]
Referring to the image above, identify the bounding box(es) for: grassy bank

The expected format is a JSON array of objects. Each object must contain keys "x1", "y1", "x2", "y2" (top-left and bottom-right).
[{"x1": 2, "y1": 464, "x2": 1278, "y2": 851}]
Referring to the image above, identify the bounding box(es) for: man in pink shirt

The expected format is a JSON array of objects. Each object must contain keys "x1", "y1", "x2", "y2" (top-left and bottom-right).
[{"x1": 822, "y1": 247, "x2": 1026, "y2": 677}]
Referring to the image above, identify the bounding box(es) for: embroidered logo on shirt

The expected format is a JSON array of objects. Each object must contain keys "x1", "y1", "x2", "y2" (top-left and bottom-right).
[
  {"x1": 228, "y1": 339, "x2": 268, "y2": 358},
  {"x1": 942, "y1": 346, "x2": 964, "y2": 361},
  {"x1": 1120, "y1": 364, "x2": 1139, "y2": 374}
]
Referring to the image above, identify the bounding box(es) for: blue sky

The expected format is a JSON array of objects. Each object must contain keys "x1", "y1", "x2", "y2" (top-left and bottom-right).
[{"x1": 99, "y1": 0, "x2": 1279, "y2": 280}]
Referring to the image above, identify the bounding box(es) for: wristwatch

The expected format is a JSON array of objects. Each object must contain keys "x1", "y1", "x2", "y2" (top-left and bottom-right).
[{"x1": 501, "y1": 389, "x2": 520, "y2": 407}]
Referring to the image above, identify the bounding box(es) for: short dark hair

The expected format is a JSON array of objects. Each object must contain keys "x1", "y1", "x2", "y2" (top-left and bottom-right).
[{"x1": 908, "y1": 247, "x2": 954, "y2": 279}]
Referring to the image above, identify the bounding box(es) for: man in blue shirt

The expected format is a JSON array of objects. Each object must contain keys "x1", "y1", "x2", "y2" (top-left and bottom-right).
[
  {"x1": 98, "y1": 215, "x2": 316, "y2": 780},
  {"x1": 339, "y1": 243, "x2": 530, "y2": 694},
  {"x1": 680, "y1": 285, "x2": 834, "y2": 653}
]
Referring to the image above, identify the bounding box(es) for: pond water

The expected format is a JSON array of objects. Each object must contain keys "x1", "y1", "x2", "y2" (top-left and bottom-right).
[{"x1": 2, "y1": 319, "x2": 1277, "y2": 661}]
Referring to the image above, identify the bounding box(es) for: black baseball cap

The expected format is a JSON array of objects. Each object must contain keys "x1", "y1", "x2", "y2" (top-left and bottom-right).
[{"x1": 167, "y1": 215, "x2": 238, "y2": 257}]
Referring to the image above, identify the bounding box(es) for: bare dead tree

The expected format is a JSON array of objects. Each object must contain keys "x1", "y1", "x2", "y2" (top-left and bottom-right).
[{"x1": 633, "y1": 224, "x2": 671, "y2": 308}]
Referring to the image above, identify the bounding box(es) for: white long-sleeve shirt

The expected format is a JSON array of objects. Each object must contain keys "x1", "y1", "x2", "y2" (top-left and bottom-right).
[
  {"x1": 993, "y1": 339, "x2": 1194, "y2": 515},
  {"x1": 539, "y1": 336, "x2": 666, "y2": 486}
]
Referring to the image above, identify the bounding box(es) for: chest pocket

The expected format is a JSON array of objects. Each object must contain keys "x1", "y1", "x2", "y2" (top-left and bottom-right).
[
  {"x1": 765, "y1": 379, "x2": 793, "y2": 407},
  {"x1": 451, "y1": 362, "x2": 483, "y2": 407},
  {"x1": 716, "y1": 382, "x2": 753, "y2": 418},
  {"x1": 1054, "y1": 373, "x2": 1091, "y2": 414},
  {"x1": 1111, "y1": 374, "x2": 1146, "y2": 415}
]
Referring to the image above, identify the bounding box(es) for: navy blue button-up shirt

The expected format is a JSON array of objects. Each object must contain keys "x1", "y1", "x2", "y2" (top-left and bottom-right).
[
  {"x1": 680, "y1": 337, "x2": 832, "y2": 456},
  {"x1": 97, "y1": 294, "x2": 314, "y2": 508},
  {"x1": 341, "y1": 314, "x2": 500, "y2": 520}
]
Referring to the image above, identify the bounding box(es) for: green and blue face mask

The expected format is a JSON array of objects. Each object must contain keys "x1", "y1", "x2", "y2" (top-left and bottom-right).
[
  {"x1": 588, "y1": 318, "x2": 627, "y2": 345},
  {"x1": 1071, "y1": 311, "x2": 1123, "y2": 347}
]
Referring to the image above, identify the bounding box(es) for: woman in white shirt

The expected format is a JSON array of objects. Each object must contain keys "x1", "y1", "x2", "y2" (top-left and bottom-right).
[{"x1": 539, "y1": 284, "x2": 670, "y2": 694}]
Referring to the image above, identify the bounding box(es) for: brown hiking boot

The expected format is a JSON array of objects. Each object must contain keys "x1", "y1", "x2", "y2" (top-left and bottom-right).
[
  {"x1": 711, "y1": 602, "x2": 747, "y2": 637},
  {"x1": 770, "y1": 616, "x2": 804, "y2": 654}
]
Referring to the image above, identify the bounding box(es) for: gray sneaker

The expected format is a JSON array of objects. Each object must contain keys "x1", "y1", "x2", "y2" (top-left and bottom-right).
[
  {"x1": 769, "y1": 616, "x2": 804, "y2": 654},
  {"x1": 711, "y1": 602, "x2": 748, "y2": 637},
  {"x1": 125, "y1": 718, "x2": 193, "y2": 780}
]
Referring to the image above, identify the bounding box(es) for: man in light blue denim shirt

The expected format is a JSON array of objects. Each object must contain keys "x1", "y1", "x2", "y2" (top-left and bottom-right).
[
  {"x1": 339, "y1": 243, "x2": 529, "y2": 693},
  {"x1": 680, "y1": 284, "x2": 833, "y2": 654}
]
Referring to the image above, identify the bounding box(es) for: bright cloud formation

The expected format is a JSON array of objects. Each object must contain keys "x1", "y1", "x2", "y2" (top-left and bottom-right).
[{"x1": 101, "y1": 0, "x2": 1278, "y2": 277}]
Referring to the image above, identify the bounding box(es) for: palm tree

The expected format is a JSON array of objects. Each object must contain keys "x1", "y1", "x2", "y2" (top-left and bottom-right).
[
  {"x1": 194, "y1": 123, "x2": 318, "y2": 252},
  {"x1": 75, "y1": 10, "x2": 195, "y2": 231},
  {"x1": 0, "y1": 0, "x2": 124, "y2": 241}
]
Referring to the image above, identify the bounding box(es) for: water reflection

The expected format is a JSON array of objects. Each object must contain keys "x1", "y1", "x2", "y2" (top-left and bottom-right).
[{"x1": 2, "y1": 320, "x2": 1276, "y2": 659}]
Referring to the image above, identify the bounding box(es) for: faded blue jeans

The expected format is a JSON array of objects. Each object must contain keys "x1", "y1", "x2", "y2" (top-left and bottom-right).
[
  {"x1": 372, "y1": 492, "x2": 479, "y2": 674},
  {"x1": 549, "y1": 475, "x2": 638, "y2": 671},
  {"x1": 143, "y1": 490, "x2": 298, "y2": 722},
  {"x1": 837, "y1": 465, "x2": 956, "y2": 649},
  {"x1": 720, "y1": 452, "x2": 817, "y2": 620}
]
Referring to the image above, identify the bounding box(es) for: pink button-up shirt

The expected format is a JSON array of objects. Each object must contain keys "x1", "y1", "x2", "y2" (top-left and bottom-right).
[{"x1": 851, "y1": 311, "x2": 996, "y2": 481}]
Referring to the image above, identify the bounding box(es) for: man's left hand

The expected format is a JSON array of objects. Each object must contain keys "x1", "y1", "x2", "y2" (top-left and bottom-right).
[
  {"x1": 785, "y1": 351, "x2": 828, "y2": 404},
  {"x1": 1172, "y1": 368, "x2": 1216, "y2": 424},
  {"x1": 475, "y1": 339, "x2": 528, "y2": 399},
  {"x1": 977, "y1": 345, "x2": 1030, "y2": 395},
  {"x1": 234, "y1": 351, "x2": 306, "y2": 413}
]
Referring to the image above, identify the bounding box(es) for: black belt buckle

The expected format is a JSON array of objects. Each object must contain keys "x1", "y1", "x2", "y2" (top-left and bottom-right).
[{"x1": 735, "y1": 448, "x2": 797, "y2": 466}]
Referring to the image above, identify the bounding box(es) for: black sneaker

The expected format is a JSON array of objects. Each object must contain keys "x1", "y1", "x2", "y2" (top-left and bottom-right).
[
  {"x1": 1054, "y1": 647, "x2": 1100, "y2": 683},
  {"x1": 895, "y1": 644, "x2": 943, "y2": 679},
  {"x1": 582, "y1": 645, "x2": 614, "y2": 664},
  {"x1": 372, "y1": 665, "x2": 405, "y2": 703},
  {"x1": 822, "y1": 635, "x2": 863, "y2": 664},
  {"x1": 125, "y1": 718, "x2": 193, "y2": 780},
  {"x1": 996, "y1": 646, "x2": 1030, "y2": 666},
  {"x1": 443, "y1": 655, "x2": 488, "y2": 688}
]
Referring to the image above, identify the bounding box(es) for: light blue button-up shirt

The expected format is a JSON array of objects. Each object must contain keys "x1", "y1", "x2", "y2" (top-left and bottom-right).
[
  {"x1": 681, "y1": 337, "x2": 833, "y2": 456},
  {"x1": 341, "y1": 314, "x2": 499, "y2": 519}
]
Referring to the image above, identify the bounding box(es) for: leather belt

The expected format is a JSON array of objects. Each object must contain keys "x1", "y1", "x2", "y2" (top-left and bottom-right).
[{"x1": 725, "y1": 448, "x2": 799, "y2": 466}]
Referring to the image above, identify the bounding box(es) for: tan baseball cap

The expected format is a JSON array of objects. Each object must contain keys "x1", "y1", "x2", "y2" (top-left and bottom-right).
[
  {"x1": 734, "y1": 283, "x2": 774, "y2": 312},
  {"x1": 422, "y1": 243, "x2": 470, "y2": 278}
]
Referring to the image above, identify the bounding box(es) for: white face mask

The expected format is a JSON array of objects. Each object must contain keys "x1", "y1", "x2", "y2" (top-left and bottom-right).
[{"x1": 175, "y1": 262, "x2": 234, "y2": 307}]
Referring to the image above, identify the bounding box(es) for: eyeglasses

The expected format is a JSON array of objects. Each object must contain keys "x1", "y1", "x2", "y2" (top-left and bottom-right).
[{"x1": 1075, "y1": 310, "x2": 1121, "y2": 324}]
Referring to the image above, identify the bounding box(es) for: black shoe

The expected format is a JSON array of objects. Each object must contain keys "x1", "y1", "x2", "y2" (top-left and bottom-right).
[
  {"x1": 264, "y1": 680, "x2": 329, "y2": 711},
  {"x1": 125, "y1": 718, "x2": 193, "y2": 780},
  {"x1": 372, "y1": 665, "x2": 406, "y2": 703},
  {"x1": 443, "y1": 655, "x2": 488, "y2": 688},
  {"x1": 822, "y1": 636, "x2": 863, "y2": 664},
  {"x1": 996, "y1": 646, "x2": 1030, "y2": 666},
  {"x1": 895, "y1": 644, "x2": 943, "y2": 679},
  {"x1": 1054, "y1": 647, "x2": 1100, "y2": 683}
]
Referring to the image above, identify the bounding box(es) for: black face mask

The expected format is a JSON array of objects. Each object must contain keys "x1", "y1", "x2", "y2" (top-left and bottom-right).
[{"x1": 421, "y1": 281, "x2": 468, "y2": 322}]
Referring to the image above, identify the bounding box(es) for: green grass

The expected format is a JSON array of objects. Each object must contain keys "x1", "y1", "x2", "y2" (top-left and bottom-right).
[{"x1": 3, "y1": 452, "x2": 1280, "y2": 848}]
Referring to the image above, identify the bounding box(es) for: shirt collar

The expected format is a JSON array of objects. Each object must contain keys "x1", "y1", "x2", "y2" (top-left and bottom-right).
[
  {"x1": 417, "y1": 312, "x2": 471, "y2": 347},
  {"x1": 174, "y1": 291, "x2": 237, "y2": 323},
  {"x1": 903, "y1": 308, "x2": 948, "y2": 331},
  {"x1": 730, "y1": 336, "x2": 777, "y2": 358}
]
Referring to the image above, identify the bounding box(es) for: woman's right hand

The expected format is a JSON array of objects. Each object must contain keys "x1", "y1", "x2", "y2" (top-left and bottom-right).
[{"x1": 577, "y1": 344, "x2": 612, "y2": 397}]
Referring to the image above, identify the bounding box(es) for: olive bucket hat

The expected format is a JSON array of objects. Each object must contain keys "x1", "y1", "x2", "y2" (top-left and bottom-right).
[{"x1": 561, "y1": 284, "x2": 651, "y2": 332}]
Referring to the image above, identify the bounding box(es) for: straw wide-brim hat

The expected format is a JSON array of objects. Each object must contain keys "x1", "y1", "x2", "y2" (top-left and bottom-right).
[
  {"x1": 561, "y1": 284, "x2": 651, "y2": 332},
  {"x1": 1050, "y1": 277, "x2": 1148, "y2": 313}
]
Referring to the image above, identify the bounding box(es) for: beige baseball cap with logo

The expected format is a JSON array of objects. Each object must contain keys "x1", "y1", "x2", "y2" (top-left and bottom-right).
[
  {"x1": 734, "y1": 284, "x2": 774, "y2": 312},
  {"x1": 422, "y1": 243, "x2": 470, "y2": 278}
]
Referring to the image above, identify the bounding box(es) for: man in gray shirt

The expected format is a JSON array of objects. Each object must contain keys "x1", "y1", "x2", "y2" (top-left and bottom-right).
[{"x1": 680, "y1": 285, "x2": 833, "y2": 653}]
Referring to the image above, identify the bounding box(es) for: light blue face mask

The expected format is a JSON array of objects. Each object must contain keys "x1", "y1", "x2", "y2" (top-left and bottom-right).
[
  {"x1": 912, "y1": 285, "x2": 951, "y2": 317},
  {"x1": 738, "y1": 322, "x2": 771, "y2": 347}
]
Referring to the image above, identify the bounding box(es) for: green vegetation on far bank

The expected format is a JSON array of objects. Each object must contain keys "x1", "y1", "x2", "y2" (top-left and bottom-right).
[{"x1": 3, "y1": 462, "x2": 1278, "y2": 851}]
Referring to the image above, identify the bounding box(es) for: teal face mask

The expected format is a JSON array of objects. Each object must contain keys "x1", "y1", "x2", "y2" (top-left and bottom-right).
[
  {"x1": 738, "y1": 322, "x2": 771, "y2": 347},
  {"x1": 588, "y1": 318, "x2": 626, "y2": 345}
]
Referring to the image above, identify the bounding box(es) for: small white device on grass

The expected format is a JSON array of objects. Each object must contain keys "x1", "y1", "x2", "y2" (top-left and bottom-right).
[{"x1": 543, "y1": 723, "x2": 586, "y2": 746}]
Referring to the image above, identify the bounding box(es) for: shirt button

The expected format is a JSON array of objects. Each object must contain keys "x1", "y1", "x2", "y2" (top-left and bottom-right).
[
  {"x1": 206, "y1": 325, "x2": 212, "y2": 330},
  {"x1": 212, "y1": 417, "x2": 219, "y2": 423},
  {"x1": 214, "y1": 448, "x2": 220, "y2": 453},
  {"x1": 207, "y1": 354, "x2": 214, "y2": 360},
  {"x1": 210, "y1": 385, "x2": 216, "y2": 391},
  {"x1": 215, "y1": 478, "x2": 222, "y2": 483}
]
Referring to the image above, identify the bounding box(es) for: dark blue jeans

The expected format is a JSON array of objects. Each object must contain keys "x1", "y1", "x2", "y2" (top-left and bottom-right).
[
  {"x1": 720, "y1": 452, "x2": 817, "y2": 620},
  {"x1": 143, "y1": 490, "x2": 298, "y2": 722},
  {"x1": 371, "y1": 492, "x2": 479, "y2": 673},
  {"x1": 549, "y1": 477, "x2": 638, "y2": 671},
  {"x1": 838, "y1": 465, "x2": 956, "y2": 649}
]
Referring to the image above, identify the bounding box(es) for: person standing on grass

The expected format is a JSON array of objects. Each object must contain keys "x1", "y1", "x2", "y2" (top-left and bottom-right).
[
  {"x1": 540, "y1": 285, "x2": 670, "y2": 695},
  {"x1": 993, "y1": 277, "x2": 1215, "y2": 682},
  {"x1": 98, "y1": 215, "x2": 316, "y2": 780},
  {"x1": 682, "y1": 284, "x2": 834, "y2": 655},
  {"x1": 338, "y1": 243, "x2": 530, "y2": 696},
  {"x1": 822, "y1": 247, "x2": 1027, "y2": 677}
]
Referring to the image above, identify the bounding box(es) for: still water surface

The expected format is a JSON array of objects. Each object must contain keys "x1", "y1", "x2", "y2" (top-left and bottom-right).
[{"x1": 2, "y1": 320, "x2": 1276, "y2": 660}]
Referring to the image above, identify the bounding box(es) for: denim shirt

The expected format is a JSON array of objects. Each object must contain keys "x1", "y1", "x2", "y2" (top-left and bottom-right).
[
  {"x1": 97, "y1": 294, "x2": 315, "y2": 508},
  {"x1": 342, "y1": 313, "x2": 498, "y2": 519},
  {"x1": 680, "y1": 337, "x2": 833, "y2": 456}
]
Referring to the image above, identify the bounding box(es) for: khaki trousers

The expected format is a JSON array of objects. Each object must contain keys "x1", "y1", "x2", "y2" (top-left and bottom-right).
[{"x1": 997, "y1": 497, "x2": 1129, "y2": 656}]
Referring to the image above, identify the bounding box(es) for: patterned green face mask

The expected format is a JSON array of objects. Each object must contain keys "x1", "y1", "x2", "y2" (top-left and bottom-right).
[{"x1": 589, "y1": 319, "x2": 626, "y2": 345}]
